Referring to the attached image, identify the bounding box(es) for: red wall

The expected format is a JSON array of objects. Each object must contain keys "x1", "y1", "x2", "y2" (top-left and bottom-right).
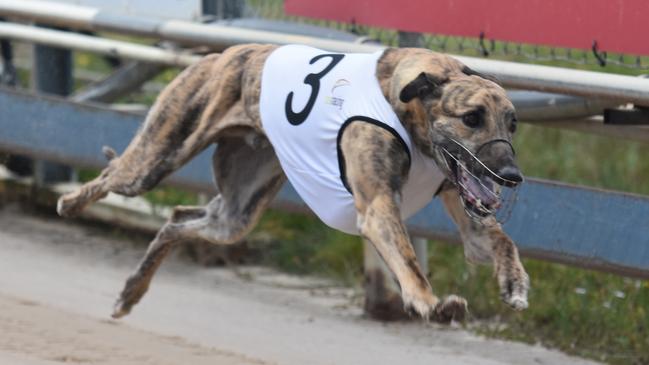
[{"x1": 285, "y1": 0, "x2": 649, "y2": 56}]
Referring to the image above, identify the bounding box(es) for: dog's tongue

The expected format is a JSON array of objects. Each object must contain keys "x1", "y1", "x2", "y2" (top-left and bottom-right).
[{"x1": 462, "y1": 169, "x2": 500, "y2": 208}]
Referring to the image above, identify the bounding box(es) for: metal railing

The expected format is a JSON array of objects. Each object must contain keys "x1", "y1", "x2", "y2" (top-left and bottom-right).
[
  {"x1": 1, "y1": 88, "x2": 649, "y2": 281},
  {"x1": 0, "y1": 22, "x2": 625, "y2": 124},
  {"x1": 2, "y1": 0, "x2": 649, "y2": 105}
]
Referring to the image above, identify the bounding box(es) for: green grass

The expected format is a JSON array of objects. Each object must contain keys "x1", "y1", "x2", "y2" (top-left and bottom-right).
[
  {"x1": 249, "y1": 210, "x2": 363, "y2": 284},
  {"x1": 427, "y1": 243, "x2": 649, "y2": 364},
  {"x1": 515, "y1": 124, "x2": 649, "y2": 195}
]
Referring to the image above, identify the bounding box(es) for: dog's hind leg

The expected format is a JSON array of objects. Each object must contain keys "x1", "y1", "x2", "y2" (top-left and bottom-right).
[
  {"x1": 57, "y1": 46, "x2": 268, "y2": 217},
  {"x1": 112, "y1": 135, "x2": 285, "y2": 318},
  {"x1": 57, "y1": 54, "x2": 225, "y2": 216}
]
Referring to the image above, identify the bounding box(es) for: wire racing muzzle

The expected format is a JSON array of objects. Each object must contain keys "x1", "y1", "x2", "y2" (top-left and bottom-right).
[{"x1": 434, "y1": 137, "x2": 522, "y2": 223}]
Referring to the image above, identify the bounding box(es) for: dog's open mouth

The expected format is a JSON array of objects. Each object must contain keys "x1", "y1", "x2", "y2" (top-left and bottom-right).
[
  {"x1": 435, "y1": 139, "x2": 521, "y2": 222},
  {"x1": 455, "y1": 160, "x2": 500, "y2": 217}
]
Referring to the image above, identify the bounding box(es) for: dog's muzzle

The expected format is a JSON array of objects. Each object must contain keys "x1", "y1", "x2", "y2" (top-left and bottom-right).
[{"x1": 434, "y1": 137, "x2": 522, "y2": 223}]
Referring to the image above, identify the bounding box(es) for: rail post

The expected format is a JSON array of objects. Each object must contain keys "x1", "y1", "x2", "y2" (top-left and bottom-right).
[
  {"x1": 398, "y1": 29, "x2": 430, "y2": 277},
  {"x1": 202, "y1": 0, "x2": 243, "y2": 20},
  {"x1": 1, "y1": 19, "x2": 24, "y2": 176},
  {"x1": 0, "y1": 38, "x2": 16, "y2": 85},
  {"x1": 397, "y1": 31, "x2": 424, "y2": 48},
  {"x1": 32, "y1": 27, "x2": 74, "y2": 185}
]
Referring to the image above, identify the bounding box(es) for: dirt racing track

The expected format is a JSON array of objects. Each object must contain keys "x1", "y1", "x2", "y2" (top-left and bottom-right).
[{"x1": 0, "y1": 206, "x2": 599, "y2": 365}]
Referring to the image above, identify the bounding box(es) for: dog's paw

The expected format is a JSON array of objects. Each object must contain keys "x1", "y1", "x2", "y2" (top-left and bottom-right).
[
  {"x1": 402, "y1": 290, "x2": 468, "y2": 324},
  {"x1": 57, "y1": 189, "x2": 108, "y2": 217},
  {"x1": 402, "y1": 290, "x2": 439, "y2": 320},
  {"x1": 497, "y1": 265, "x2": 530, "y2": 311},
  {"x1": 432, "y1": 295, "x2": 468, "y2": 324},
  {"x1": 111, "y1": 287, "x2": 141, "y2": 319},
  {"x1": 112, "y1": 286, "x2": 139, "y2": 319},
  {"x1": 111, "y1": 297, "x2": 131, "y2": 319},
  {"x1": 57, "y1": 193, "x2": 81, "y2": 217},
  {"x1": 111, "y1": 275, "x2": 149, "y2": 319},
  {"x1": 505, "y1": 293, "x2": 528, "y2": 311}
]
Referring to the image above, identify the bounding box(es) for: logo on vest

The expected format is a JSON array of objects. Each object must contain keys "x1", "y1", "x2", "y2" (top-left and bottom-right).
[{"x1": 324, "y1": 78, "x2": 349, "y2": 110}]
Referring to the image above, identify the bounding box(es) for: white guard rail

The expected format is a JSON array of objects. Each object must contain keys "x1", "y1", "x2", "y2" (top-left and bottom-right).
[{"x1": 1, "y1": 0, "x2": 649, "y2": 105}]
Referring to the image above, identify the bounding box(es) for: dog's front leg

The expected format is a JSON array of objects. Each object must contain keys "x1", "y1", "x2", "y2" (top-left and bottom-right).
[
  {"x1": 358, "y1": 194, "x2": 467, "y2": 322},
  {"x1": 490, "y1": 226, "x2": 529, "y2": 310},
  {"x1": 341, "y1": 121, "x2": 467, "y2": 322},
  {"x1": 440, "y1": 185, "x2": 529, "y2": 310}
]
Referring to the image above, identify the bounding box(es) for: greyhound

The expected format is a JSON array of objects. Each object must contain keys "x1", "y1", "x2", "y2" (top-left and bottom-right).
[{"x1": 57, "y1": 44, "x2": 529, "y2": 323}]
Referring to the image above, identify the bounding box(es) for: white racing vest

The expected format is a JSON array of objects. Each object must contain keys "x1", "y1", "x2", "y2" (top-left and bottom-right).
[{"x1": 260, "y1": 45, "x2": 445, "y2": 234}]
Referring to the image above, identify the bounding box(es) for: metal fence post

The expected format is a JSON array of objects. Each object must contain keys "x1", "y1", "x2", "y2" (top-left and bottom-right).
[
  {"x1": 32, "y1": 30, "x2": 75, "y2": 185},
  {"x1": 0, "y1": 38, "x2": 16, "y2": 86},
  {"x1": 398, "y1": 27, "x2": 430, "y2": 285},
  {"x1": 412, "y1": 236, "x2": 429, "y2": 275},
  {"x1": 1, "y1": 21, "x2": 27, "y2": 177},
  {"x1": 202, "y1": 0, "x2": 243, "y2": 20},
  {"x1": 363, "y1": 236, "x2": 430, "y2": 321},
  {"x1": 398, "y1": 31, "x2": 424, "y2": 48},
  {"x1": 363, "y1": 242, "x2": 406, "y2": 320}
]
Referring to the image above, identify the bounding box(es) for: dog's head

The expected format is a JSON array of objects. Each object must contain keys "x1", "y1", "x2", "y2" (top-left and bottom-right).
[{"x1": 388, "y1": 49, "x2": 521, "y2": 219}]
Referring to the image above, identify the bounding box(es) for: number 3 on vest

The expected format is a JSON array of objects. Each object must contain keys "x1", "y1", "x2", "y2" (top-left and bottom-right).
[{"x1": 284, "y1": 54, "x2": 345, "y2": 125}]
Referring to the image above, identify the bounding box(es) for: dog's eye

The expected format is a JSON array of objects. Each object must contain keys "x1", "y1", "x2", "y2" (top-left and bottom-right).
[
  {"x1": 510, "y1": 117, "x2": 518, "y2": 133},
  {"x1": 462, "y1": 112, "x2": 483, "y2": 128}
]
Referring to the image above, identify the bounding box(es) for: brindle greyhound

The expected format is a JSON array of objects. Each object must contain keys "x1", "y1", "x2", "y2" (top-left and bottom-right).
[{"x1": 57, "y1": 44, "x2": 529, "y2": 322}]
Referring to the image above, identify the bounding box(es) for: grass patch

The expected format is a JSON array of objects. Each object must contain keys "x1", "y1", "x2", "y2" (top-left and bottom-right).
[
  {"x1": 250, "y1": 209, "x2": 363, "y2": 284},
  {"x1": 514, "y1": 124, "x2": 649, "y2": 195},
  {"x1": 427, "y1": 242, "x2": 649, "y2": 364}
]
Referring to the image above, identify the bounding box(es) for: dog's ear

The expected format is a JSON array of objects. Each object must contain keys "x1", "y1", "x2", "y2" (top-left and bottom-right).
[
  {"x1": 461, "y1": 66, "x2": 501, "y2": 85},
  {"x1": 399, "y1": 72, "x2": 447, "y2": 103}
]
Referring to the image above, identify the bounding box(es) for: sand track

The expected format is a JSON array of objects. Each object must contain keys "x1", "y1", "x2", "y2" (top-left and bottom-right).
[
  {"x1": 0, "y1": 294, "x2": 266, "y2": 365},
  {"x1": 0, "y1": 206, "x2": 599, "y2": 365}
]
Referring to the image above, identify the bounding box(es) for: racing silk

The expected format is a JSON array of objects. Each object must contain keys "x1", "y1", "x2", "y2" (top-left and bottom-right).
[{"x1": 260, "y1": 45, "x2": 445, "y2": 234}]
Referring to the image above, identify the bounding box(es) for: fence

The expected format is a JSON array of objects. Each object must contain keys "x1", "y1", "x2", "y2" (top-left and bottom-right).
[{"x1": 1, "y1": 0, "x2": 649, "y2": 319}]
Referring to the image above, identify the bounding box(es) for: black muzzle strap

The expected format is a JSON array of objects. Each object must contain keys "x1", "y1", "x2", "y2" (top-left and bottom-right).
[
  {"x1": 442, "y1": 137, "x2": 520, "y2": 188},
  {"x1": 475, "y1": 138, "x2": 516, "y2": 157}
]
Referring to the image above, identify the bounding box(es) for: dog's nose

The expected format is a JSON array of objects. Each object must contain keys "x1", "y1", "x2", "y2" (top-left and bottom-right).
[{"x1": 497, "y1": 165, "x2": 523, "y2": 185}]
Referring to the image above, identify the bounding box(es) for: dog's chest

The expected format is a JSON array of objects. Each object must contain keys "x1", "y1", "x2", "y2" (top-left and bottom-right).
[{"x1": 259, "y1": 45, "x2": 445, "y2": 234}]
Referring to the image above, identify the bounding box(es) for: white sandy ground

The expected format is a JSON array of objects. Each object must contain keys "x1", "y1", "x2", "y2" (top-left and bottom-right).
[{"x1": 0, "y1": 206, "x2": 601, "y2": 365}]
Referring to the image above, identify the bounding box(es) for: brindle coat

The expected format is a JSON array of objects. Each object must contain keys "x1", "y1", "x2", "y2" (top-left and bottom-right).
[{"x1": 57, "y1": 44, "x2": 529, "y2": 321}]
